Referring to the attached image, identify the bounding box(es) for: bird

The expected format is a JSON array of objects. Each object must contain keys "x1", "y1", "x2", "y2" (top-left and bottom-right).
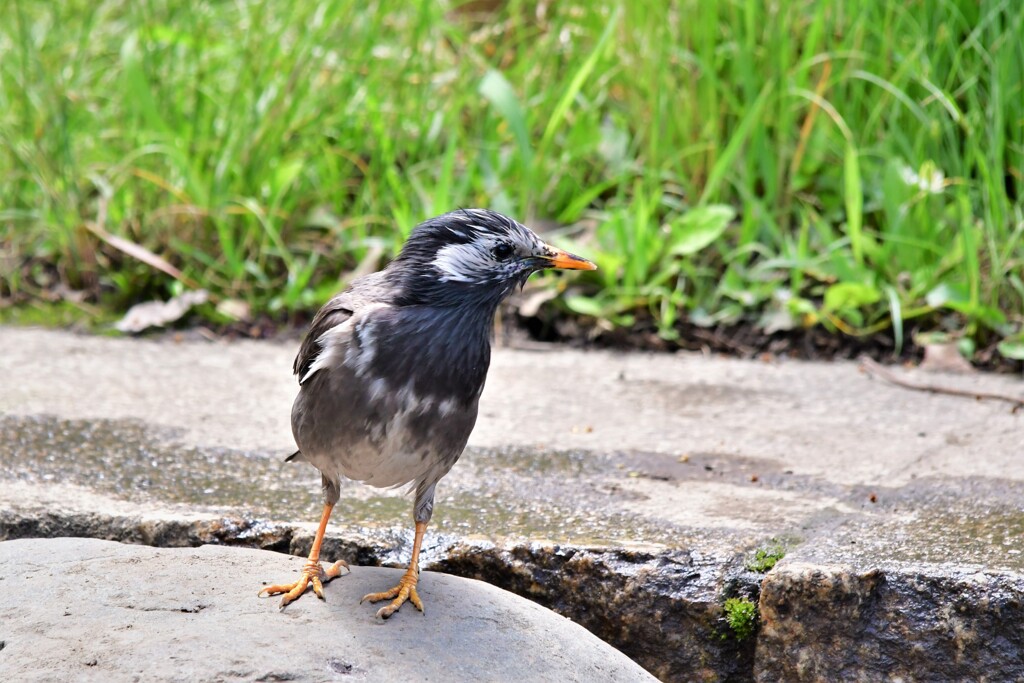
[{"x1": 259, "y1": 208, "x2": 596, "y2": 618}]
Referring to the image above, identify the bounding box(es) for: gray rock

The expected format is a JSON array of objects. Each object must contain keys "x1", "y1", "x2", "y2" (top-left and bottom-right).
[
  {"x1": 0, "y1": 537, "x2": 656, "y2": 683},
  {"x1": 757, "y1": 561, "x2": 1024, "y2": 681},
  {"x1": 0, "y1": 478, "x2": 753, "y2": 682}
]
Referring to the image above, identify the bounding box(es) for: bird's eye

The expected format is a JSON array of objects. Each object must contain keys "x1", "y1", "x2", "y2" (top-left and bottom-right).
[{"x1": 491, "y1": 242, "x2": 514, "y2": 261}]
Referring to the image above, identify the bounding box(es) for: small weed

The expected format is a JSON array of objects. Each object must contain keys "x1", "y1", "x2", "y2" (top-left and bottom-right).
[
  {"x1": 722, "y1": 597, "x2": 758, "y2": 641},
  {"x1": 746, "y1": 544, "x2": 786, "y2": 573}
]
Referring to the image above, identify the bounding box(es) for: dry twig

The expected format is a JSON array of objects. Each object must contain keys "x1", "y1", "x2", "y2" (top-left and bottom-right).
[{"x1": 859, "y1": 356, "x2": 1023, "y2": 412}]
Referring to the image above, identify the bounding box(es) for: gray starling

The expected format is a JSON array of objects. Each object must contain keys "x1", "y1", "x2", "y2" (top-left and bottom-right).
[{"x1": 260, "y1": 209, "x2": 595, "y2": 617}]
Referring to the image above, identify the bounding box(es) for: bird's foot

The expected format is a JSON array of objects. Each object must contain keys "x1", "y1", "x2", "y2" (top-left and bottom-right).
[
  {"x1": 259, "y1": 558, "x2": 349, "y2": 609},
  {"x1": 360, "y1": 569, "x2": 423, "y2": 619}
]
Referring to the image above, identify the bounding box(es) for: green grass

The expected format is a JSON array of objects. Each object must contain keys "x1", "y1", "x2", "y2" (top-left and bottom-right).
[
  {"x1": 0, "y1": 298, "x2": 119, "y2": 332},
  {"x1": 2, "y1": 1, "x2": 1022, "y2": 359}
]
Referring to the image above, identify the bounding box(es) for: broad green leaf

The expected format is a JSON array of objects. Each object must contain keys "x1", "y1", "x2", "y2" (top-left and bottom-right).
[
  {"x1": 997, "y1": 338, "x2": 1024, "y2": 360},
  {"x1": 669, "y1": 205, "x2": 736, "y2": 256},
  {"x1": 823, "y1": 282, "x2": 881, "y2": 312},
  {"x1": 564, "y1": 296, "x2": 607, "y2": 318},
  {"x1": 957, "y1": 337, "x2": 976, "y2": 360},
  {"x1": 787, "y1": 296, "x2": 818, "y2": 317},
  {"x1": 927, "y1": 285, "x2": 1006, "y2": 326},
  {"x1": 926, "y1": 282, "x2": 968, "y2": 307}
]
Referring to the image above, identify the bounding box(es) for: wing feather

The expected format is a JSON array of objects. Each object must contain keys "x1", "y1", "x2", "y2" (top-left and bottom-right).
[
  {"x1": 293, "y1": 271, "x2": 393, "y2": 384},
  {"x1": 293, "y1": 297, "x2": 353, "y2": 382}
]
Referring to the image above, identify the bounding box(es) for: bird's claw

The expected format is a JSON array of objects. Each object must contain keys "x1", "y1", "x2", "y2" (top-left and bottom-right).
[
  {"x1": 260, "y1": 558, "x2": 349, "y2": 609},
  {"x1": 361, "y1": 571, "x2": 423, "y2": 618}
]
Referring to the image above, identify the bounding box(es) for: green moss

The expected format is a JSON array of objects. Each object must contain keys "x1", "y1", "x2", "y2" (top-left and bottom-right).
[
  {"x1": 746, "y1": 543, "x2": 786, "y2": 573},
  {"x1": 722, "y1": 597, "x2": 758, "y2": 641}
]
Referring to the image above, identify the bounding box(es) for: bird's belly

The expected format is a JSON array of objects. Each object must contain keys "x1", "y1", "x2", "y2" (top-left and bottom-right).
[
  {"x1": 295, "y1": 392, "x2": 473, "y2": 491},
  {"x1": 335, "y1": 437, "x2": 437, "y2": 489},
  {"x1": 292, "y1": 340, "x2": 481, "y2": 490}
]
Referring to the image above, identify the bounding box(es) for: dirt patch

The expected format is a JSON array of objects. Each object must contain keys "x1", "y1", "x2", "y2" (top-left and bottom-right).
[
  {"x1": 519, "y1": 309, "x2": 1023, "y2": 374},
  {"x1": 4, "y1": 278, "x2": 1020, "y2": 373},
  {"x1": 160, "y1": 305, "x2": 1024, "y2": 375}
]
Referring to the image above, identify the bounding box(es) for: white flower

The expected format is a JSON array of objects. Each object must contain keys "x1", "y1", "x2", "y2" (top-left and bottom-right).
[{"x1": 900, "y1": 161, "x2": 945, "y2": 194}]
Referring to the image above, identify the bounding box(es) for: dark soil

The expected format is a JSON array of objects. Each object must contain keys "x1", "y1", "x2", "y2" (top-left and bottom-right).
[
  {"x1": 4, "y1": 261, "x2": 1019, "y2": 374},
  {"x1": 191, "y1": 303, "x2": 1023, "y2": 375},
  {"x1": 513, "y1": 307, "x2": 1023, "y2": 375},
  {"x1": 6, "y1": 243, "x2": 1021, "y2": 373}
]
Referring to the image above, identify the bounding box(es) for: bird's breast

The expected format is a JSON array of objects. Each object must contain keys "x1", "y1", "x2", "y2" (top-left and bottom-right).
[{"x1": 292, "y1": 303, "x2": 491, "y2": 490}]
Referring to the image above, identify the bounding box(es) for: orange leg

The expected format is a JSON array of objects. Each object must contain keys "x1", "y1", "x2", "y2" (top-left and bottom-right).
[
  {"x1": 259, "y1": 502, "x2": 349, "y2": 609},
  {"x1": 360, "y1": 520, "x2": 427, "y2": 619}
]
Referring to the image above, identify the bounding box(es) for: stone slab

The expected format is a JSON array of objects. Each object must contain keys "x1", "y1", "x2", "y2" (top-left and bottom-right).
[
  {"x1": 0, "y1": 537, "x2": 655, "y2": 683},
  {"x1": 757, "y1": 561, "x2": 1024, "y2": 681}
]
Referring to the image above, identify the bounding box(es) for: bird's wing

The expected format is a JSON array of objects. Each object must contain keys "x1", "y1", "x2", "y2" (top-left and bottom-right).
[
  {"x1": 293, "y1": 296, "x2": 354, "y2": 382},
  {"x1": 293, "y1": 272, "x2": 393, "y2": 384}
]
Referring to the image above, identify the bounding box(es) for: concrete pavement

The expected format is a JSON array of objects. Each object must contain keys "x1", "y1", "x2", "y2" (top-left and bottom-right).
[{"x1": 1, "y1": 325, "x2": 1021, "y2": 681}]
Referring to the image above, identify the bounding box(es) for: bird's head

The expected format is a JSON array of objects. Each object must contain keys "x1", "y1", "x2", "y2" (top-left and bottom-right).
[{"x1": 388, "y1": 209, "x2": 596, "y2": 308}]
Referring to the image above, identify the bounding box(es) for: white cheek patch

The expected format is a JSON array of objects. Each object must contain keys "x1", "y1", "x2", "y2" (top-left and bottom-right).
[{"x1": 432, "y1": 241, "x2": 497, "y2": 282}]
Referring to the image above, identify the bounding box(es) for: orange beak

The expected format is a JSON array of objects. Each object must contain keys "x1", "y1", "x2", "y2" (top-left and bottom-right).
[{"x1": 538, "y1": 244, "x2": 597, "y2": 271}]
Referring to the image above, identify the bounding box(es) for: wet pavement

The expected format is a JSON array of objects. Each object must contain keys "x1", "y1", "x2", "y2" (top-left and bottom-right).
[
  {"x1": 1, "y1": 414, "x2": 684, "y2": 547},
  {"x1": 1, "y1": 326, "x2": 1022, "y2": 681}
]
